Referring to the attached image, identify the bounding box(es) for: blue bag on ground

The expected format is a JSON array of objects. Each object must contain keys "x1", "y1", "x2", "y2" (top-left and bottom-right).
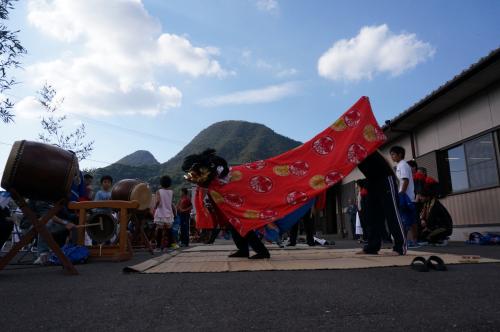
[
  {"x1": 48, "y1": 244, "x2": 90, "y2": 265},
  {"x1": 468, "y1": 232, "x2": 500, "y2": 245}
]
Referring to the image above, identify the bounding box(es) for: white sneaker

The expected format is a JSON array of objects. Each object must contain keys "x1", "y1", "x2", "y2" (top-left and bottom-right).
[
  {"x1": 434, "y1": 240, "x2": 448, "y2": 247},
  {"x1": 33, "y1": 253, "x2": 49, "y2": 265}
]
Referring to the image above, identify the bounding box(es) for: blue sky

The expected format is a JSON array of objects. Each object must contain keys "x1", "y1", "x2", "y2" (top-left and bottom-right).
[{"x1": 1, "y1": 0, "x2": 499, "y2": 177}]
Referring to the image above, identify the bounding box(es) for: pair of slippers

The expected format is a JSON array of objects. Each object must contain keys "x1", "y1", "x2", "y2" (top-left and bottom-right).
[{"x1": 411, "y1": 255, "x2": 447, "y2": 272}]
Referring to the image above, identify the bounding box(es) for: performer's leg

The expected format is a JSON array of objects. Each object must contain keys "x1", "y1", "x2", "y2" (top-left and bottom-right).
[
  {"x1": 303, "y1": 213, "x2": 315, "y2": 246},
  {"x1": 288, "y1": 222, "x2": 298, "y2": 246},
  {"x1": 207, "y1": 227, "x2": 220, "y2": 244},
  {"x1": 246, "y1": 231, "x2": 270, "y2": 259},
  {"x1": 363, "y1": 190, "x2": 383, "y2": 254},
  {"x1": 383, "y1": 176, "x2": 407, "y2": 255},
  {"x1": 228, "y1": 226, "x2": 249, "y2": 257}
]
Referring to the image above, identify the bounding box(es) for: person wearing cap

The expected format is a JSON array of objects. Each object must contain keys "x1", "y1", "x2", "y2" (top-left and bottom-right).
[{"x1": 418, "y1": 179, "x2": 453, "y2": 246}]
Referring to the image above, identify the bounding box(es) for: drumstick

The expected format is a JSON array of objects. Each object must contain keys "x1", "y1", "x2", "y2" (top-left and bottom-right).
[{"x1": 75, "y1": 218, "x2": 104, "y2": 230}]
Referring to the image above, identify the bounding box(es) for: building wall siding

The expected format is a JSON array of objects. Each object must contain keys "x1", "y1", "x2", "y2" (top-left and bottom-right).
[
  {"x1": 380, "y1": 135, "x2": 412, "y2": 159},
  {"x1": 436, "y1": 111, "x2": 462, "y2": 148},
  {"x1": 441, "y1": 187, "x2": 500, "y2": 226},
  {"x1": 411, "y1": 83, "x2": 500, "y2": 152},
  {"x1": 458, "y1": 92, "x2": 493, "y2": 139},
  {"x1": 415, "y1": 151, "x2": 439, "y2": 180},
  {"x1": 416, "y1": 124, "x2": 439, "y2": 156},
  {"x1": 489, "y1": 83, "x2": 500, "y2": 126},
  {"x1": 342, "y1": 167, "x2": 363, "y2": 183}
]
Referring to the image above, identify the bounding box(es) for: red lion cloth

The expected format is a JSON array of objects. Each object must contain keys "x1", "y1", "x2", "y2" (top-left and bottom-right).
[{"x1": 196, "y1": 96, "x2": 386, "y2": 236}]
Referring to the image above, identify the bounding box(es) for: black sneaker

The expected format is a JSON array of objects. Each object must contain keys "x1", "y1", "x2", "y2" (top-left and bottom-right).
[
  {"x1": 228, "y1": 251, "x2": 249, "y2": 258},
  {"x1": 249, "y1": 252, "x2": 270, "y2": 259}
]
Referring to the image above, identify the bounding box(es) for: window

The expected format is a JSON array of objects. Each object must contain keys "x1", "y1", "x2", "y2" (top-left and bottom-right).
[
  {"x1": 447, "y1": 145, "x2": 468, "y2": 191},
  {"x1": 442, "y1": 132, "x2": 499, "y2": 193}
]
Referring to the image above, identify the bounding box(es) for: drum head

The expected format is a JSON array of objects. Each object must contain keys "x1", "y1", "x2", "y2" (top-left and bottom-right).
[
  {"x1": 86, "y1": 213, "x2": 117, "y2": 243},
  {"x1": 130, "y1": 182, "x2": 152, "y2": 211}
]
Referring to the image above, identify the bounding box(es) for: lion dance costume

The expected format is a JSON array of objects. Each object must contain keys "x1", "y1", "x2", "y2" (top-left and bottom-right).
[{"x1": 183, "y1": 96, "x2": 387, "y2": 241}]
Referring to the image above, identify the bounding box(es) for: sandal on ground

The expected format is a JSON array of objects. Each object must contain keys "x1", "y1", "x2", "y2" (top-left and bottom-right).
[
  {"x1": 427, "y1": 255, "x2": 447, "y2": 271},
  {"x1": 411, "y1": 256, "x2": 429, "y2": 272}
]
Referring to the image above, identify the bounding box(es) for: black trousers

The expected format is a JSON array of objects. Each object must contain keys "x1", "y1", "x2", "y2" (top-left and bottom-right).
[
  {"x1": 230, "y1": 226, "x2": 269, "y2": 256},
  {"x1": 363, "y1": 176, "x2": 406, "y2": 255},
  {"x1": 289, "y1": 212, "x2": 314, "y2": 245}
]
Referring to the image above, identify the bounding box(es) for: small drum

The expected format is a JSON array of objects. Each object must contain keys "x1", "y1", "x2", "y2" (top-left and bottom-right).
[
  {"x1": 111, "y1": 179, "x2": 152, "y2": 211},
  {"x1": 86, "y1": 213, "x2": 117, "y2": 243},
  {"x1": 1, "y1": 140, "x2": 79, "y2": 202}
]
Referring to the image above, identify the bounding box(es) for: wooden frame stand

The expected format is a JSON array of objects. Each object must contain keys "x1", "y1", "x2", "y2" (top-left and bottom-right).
[
  {"x1": 0, "y1": 190, "x2": 78, "y2": 275},
  {"x1": 129, "y1": 211, "x2": 154, "y2": 255},
  {"x1": 68, "y1": 200, "x2": 139, "y2": 262}
]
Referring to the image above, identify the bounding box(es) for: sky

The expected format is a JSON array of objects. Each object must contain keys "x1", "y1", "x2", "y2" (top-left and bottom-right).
[{"x1": 1, "y1": 0, "x2": 499, "y2": 178}]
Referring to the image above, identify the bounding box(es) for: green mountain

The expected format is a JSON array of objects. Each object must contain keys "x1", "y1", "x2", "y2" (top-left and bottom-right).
[
  {"x1": 115, "y1": 150, "x2": 159, "y2": 166},
  {"x1": 93, "y1": 120, "x2": 301, "y2": 192}
]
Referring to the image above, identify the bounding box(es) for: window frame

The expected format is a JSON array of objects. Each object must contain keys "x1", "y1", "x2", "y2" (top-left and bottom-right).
[{"x1": 439, "y1": 129, "x2": 500, "y2": 196}]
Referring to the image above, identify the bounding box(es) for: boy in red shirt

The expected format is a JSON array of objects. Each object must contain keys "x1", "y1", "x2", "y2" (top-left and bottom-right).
[{"x1": 177, "y1": 188, "x2": 193, "y2": 247}]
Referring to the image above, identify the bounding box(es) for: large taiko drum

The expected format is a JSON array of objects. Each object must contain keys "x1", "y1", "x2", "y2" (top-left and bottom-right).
[
  {"x1": 1, "y1": 140, "x2": 79, "y2": 202},
  {"x1": 111, "y1": 179, "x2": 152, "y2": 211},
  {"x1": 86, "y1": 212, "x2": 117, "y2": 243}
]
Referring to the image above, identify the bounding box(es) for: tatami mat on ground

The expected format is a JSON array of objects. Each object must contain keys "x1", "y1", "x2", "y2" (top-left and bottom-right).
[{"x1": 123, "y1": 246, "x2": 499, "y2": 273}]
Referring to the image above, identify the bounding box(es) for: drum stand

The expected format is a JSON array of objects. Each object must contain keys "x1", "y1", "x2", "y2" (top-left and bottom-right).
[
  {"x1": 129, "y1": 211, "x2": 154, "y2": 255},
  {"x1": 0, "y1": 189, "x2": 78, "y2": 275},
  {"x1": 68, "y1": 200, "x2": 139, "y2": 261}
]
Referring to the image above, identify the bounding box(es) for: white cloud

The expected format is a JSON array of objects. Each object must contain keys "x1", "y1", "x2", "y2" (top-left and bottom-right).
[
  {"x1": 198, "y1": 82, "x2": 299, "y2": 107},
  {"x1": 276, "y1": 68, "x2": 298, "y2": 78},
  {"x1": 24, "y1": 0, "x2": 227, "y2": 116},
  {"x1": 242, "y1": 52, "x2": 297, "y2": 78},
  {"x1": 256, "y1": 0, "x2": 279, "y2": 13},
  {"x1": 318, "y1": 24, "x2": 435, "y2": 81},
  {"x1": 13, "y1": 96, "x2": 44, "y2": 120}
]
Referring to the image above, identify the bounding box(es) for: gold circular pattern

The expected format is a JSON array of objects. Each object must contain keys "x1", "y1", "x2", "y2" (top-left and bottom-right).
[
  {"x1": 209, "y1": 190, "x2": 224, "y2": 204},
  {"x1": 309, "y1": 174, "x2": 327, "y2": 190},
  {"x1": 244, "y1": 210, "x2": 259, "y2": 219},
  {"x1": 230, "y1": 170, "x2": 243, "y2": 182},
  {"x1": 331, "y1": 118, "x2": 347, "y2": 131},
  {"x1": 363, "y1": 124, "x2": 377, "y2": 142},
  {"x1": 273, "y1": 165, "x2": 290, "y2": 176}
]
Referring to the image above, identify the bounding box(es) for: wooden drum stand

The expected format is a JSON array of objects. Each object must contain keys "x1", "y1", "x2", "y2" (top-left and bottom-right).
[
  {"x1": 0, "y1": 189, "x2": 78, "y2": 275},
  {"x1": 68, "y1": 200, "x2": 139, "y2": 261}
]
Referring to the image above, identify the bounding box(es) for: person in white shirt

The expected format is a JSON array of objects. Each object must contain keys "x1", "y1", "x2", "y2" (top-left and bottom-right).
[{"x1": 390, "y1": 146, "x2": 418, "y2": 248}]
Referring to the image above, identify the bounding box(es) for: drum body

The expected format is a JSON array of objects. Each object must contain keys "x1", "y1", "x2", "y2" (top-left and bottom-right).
[
  {"x1": 1, "y1": 140, "x2": 79, "y2": 202},
  {"x1": 111, "y1": 179, "x2": 152, "y2": 211},
  {"x1": 86, "y1": 213, "x2": 117, "y2": 243}
]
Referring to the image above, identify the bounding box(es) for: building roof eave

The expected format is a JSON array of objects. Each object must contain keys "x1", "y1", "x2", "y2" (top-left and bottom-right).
[{"x1": 382, "y1": 47, "x2": 500, "y2": 143}]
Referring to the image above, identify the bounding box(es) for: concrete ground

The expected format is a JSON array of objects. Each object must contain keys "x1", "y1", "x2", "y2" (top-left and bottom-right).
[{"x1": 1, "y1": 240, "x2": 499, "y2": 332}]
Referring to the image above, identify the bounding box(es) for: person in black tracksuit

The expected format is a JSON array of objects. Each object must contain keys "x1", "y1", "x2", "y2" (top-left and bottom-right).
[{"x1": 357, "y1": 151, "x2": 407, "y2": 255}]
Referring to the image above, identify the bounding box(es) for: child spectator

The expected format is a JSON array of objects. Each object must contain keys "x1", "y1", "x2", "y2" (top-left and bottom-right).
[
  {"x1": 94, "y1": 175, "x2": 113, "y2": 214},
  {"x1": 355, "y1": 179, "x2": 369, "y2": 243},
  {"x1": 82, "y1": 173, "x2": 94, "y2": 201},
  {"x1": 176, "y1": 188, "x2": 192, "y2": 247},
  {"x1": 154, "y1": 175, "x2": 177, "y2": 251},
  {"x1": 390, "y1": 146, "x2": 418, "y2": 249}
]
